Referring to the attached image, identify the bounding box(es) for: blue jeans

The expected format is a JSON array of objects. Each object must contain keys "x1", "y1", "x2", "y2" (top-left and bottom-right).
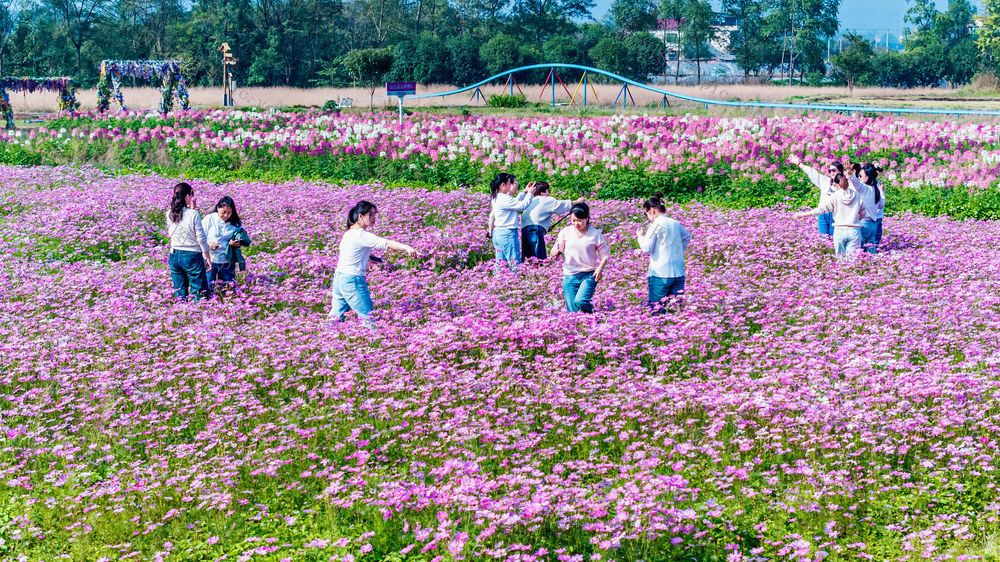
[
  {"x1": 169, "y1": 249, "x2": 208, "y2": 299},
  {"x1": 833, "y1": 227, "x2": 861, "y2": 255},
  {"x1": 859, "y1": 219, "x2": 878, "y2": 253},
  {"x1": 521, "y1": 225, "x2": 547, "y2": 260},
  {"x1": 563, "y1": 271, "x2": 597, "y2": 313},
  {"x1": 818, "y1": 213, "x2": 834, "y2": 236},
  {"x1": 208, "y1": 261, "x2": 237, "y2": 285},
  {"x1": 648, "y1": 275, "x2": 685, "y2": 314},
  {"x1": 874, "y1": 218, "x2": 883, "y2": 245},
  {"x1": 329, "y1": 272, "x2": 374, "y2": 322},
  {"x1": 492, "y1": 228, "x2": 521, "y2": 271}
]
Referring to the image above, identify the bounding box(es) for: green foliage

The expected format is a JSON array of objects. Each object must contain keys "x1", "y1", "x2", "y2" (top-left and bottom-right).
[
  {"x1": 479, "y1": 33, "x2": 521, "y2": 77},
  {"x1": 979, "y1": 0, "x2": 1000, "y2": 74},
  {"x1": 414, "y1": 34, "x2": 452, "y2": 85},
  {"x1": 625, "y1": 32, "x2": 665, "y2": 82},
  {"x1": 486, "y1": 93, "x2": 529, "y2": 108},
  {"x1": 611, "y1": 0, "x2": 658, "y2": 33},
  {"x1": 339, "y1": 47, "x2": 395, "y2": 107},
  {"x1": 832, "y1": 32, "x2": 874, "y2": 94},
  {"x1": 588, "y1": 37, "x2": 631, "y2": 79}
]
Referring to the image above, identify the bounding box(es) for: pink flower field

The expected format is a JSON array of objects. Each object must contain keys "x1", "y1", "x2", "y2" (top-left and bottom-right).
[{"x1": 1, "y1": 163, "x2": 999, "y2": 561}]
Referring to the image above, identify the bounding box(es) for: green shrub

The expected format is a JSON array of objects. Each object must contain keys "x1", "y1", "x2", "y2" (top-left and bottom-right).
[{"x1": 487, "y1": 94, "x2": 528, "y2": 108}]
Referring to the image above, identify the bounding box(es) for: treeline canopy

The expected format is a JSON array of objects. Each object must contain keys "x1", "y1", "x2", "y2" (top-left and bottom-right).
[{"x1": 0, "y1": 0, "x2": 989, "y2": 89}]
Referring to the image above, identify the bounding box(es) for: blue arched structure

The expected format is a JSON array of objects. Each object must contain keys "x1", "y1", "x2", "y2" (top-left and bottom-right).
[{"x1": 409, "y1": 63, "x2": 1000, "y2": 117}]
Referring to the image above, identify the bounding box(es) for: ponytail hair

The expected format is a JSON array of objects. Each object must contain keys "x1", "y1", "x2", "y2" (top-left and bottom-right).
[
  {"x1": 643, "y1": 191, "x2": 667, "y2": 213},
  {"x1": 215, "y1": 196, "x2": 242, "y2": 226},
  {"x1": 533, "y1": 181, "x2": 551, "y2": 194},
  {"x1": 347, "y1": 200, "x2": 377, "y2": 227},
  {"x1": 832, "y1": 173, "x2": 849, "y2": 190},
  {"x1": 489, "y1": 173, "x2": 515, "y2": 200},
  {"x1": 169, "y1": 182, "x2": 193, "y2": 223},
  {"x1": 861, "y1": 163, "x2": 881, "y2": 203}
]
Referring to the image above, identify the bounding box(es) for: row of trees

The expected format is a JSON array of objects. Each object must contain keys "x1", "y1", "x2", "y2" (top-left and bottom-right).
[{"x1": 0, "y1": 0, "x2": 996, "y2": 90}]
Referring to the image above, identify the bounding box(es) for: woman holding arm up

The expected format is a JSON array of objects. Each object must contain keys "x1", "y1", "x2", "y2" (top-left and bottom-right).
[
  {"x1": 487, "y1": 173, "x2": 534, "y2": 271},
  {"x1": 329, "y1": 201, "x2": 420, "y2": 324},
  {"x1": 792, "y1": 173, "x2": 865, "y2": 255},
  {"x1": 789, "y1": 154, "x2": 843, "y2": 238},
  {"x1": 551, "y1": 203, "x2": 610, "y2": 313},
  {"x1": 637, "y1": 192, "x2": 692, "y2": 314}
]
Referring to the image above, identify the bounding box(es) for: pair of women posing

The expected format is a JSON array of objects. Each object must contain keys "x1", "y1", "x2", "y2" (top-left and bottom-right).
[
  {"x1": 790, "y1": 155, "x2": 884, "y2": 254},
  {"x1": 166, "y1": 182, "x2": 251, "y2": 299}
]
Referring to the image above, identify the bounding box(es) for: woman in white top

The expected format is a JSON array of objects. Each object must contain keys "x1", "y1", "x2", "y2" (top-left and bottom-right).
[
  {"x1": 487, "y1": 173, "x2": 533, "y2": 271},
  {"x1": 166, "y1": 182, "x2": 212, "y2": 300},
  {"x1": 520, "y1": 181, "x2": 584, "y2": 261},
  {"x1": 789, "y1": 154, "x2": 843, "y2": 238},
  {"x1": 551, "y1": 203, "x2": 610, "y2": 313},
  {"x1": 636, "y1": 192, "x2": 692, "y2": 314},
  {"x1": 329, "y1": 200, "x2": 420, "y2": 324},
  {"x1": 855, "y1": 163, "x2": 884, "y2": 253},
  {"x1": 793, "y1": 173, "x2": 865, "y2": 255},
  {"x1": 202, "y1": 196, "x2": 249, "y2": 290}
]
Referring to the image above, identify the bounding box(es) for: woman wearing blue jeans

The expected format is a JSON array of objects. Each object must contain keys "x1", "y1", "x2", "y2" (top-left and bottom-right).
[
  {"x1": 329, "y1": 201, "x2": 420, "y2": 324},
  {"x1": 166, "y1": 182, "x2": 212, "y2": 300},
  {"x1": 487, "y1": 173, "x2": 534, "y2": 271},
  {"x1": 636, "y1": 192, "x2": 692, "y2": 314},
  {"x1": 551, "y1": 203, "x2": 610, "y2": 313}
]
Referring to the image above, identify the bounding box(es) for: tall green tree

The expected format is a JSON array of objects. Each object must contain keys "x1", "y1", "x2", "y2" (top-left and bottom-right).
[
  {"x1": 831, "y1": 32, "x2": 872, "y2": 95},
  {"x1": 658, "y1": 0, "x2": 690, "y2": 84},
  {"x1": 977, "y1": 0, "x2": 1000, "y2": 74},
  {"x1": 722, "y1": 0, "x2": 769, "y2": 80},
  {"x1": 611, "y1": 0, "x2": 656, "y2": 33},
  {"x1": 625, "y1": 31, "x2": 664, "y2": 81},
  {"x1": 766, "y1": 0, "x2": 840, "y2": 83},
  {"x1": 683, "y1": 0, "x2": 713, "y2": 84},
  {"x1": 340, "y1": 46, "x2": 393, "y2": 107},
  {"x1": 45, "y1": 0, "x2": 111, "y2": 76},
  {"x1": 510, "y1": 0, "x2": 594, "y2": 44}
]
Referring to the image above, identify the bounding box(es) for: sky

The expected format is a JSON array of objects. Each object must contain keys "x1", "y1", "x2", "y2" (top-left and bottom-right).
[{"x1": 589, "y1": 0, "x2": 980, "y2": 37}]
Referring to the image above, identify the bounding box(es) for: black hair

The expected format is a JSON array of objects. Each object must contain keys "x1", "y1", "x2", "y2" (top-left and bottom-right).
[
  {"x1": 861, "y1": 163, "x2": 881, "y2": 203},
  {"x1": 832, "y1": 173, "x2": 849, "y2": 190},
  {"x1": 852, "y1": 163, "x2": 861, "y2": 175},
  {"x1": 533, "y1": 181, "x2": 551, "y2": 194},
  {"x1": 643, "y1": 191, "x2": 667, "y2": 213},
  {"x1": 489, "y1": 173, "x2": 515, "y2": 200},
  {"x1": 830, "y1": 162, "x2": 845, "y2": 174},
  {"x1": 215, "y1": 196, "x2": 242, "y2": 226},
  {"x1": 570, "y1": 202, "x2": 590, "y2": 221},
  {"x1": 347, "y1": 200, "x2": 377, "y2": 227},
  {"x1": 169, "y1": 182, "x2": 193, "y2": 223}
]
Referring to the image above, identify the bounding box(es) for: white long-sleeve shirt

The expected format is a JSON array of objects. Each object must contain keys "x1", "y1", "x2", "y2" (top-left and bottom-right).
[
  {"x1": 871, "y1": 182, "x2": 885, "y2": 220},
  {"x1": 489, "y1": 192, "x2": 533, "y2": 230},
  {"x1": 522, "y1": 196, "x2": 575, "y2": 231},
  {"x1": 167, "y1": 207, "x2": 209, "y2": 254},
  {"x1": 335, "y1": 228, "x2": 388, "y2": 276},
  {"x1": 637, "y1": 215, "x2": 691, "y2": 279},
  {"x1": 798, "y1": 164, "x2": 837, "y2": 210},
  {"x1": 849, "y1": 176, "x2": 879, "y2": 223},
  {"x1": 201, "y1": 213, "x2": 239, "y2": 263}
]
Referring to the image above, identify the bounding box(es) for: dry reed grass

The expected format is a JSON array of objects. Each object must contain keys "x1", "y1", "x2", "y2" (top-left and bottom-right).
[{"x1": 7, "y1": 82, "x2": 1000, "y2": 115}]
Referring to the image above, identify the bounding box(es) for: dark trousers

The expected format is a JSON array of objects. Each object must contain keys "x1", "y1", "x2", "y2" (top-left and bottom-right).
[
  {"x1": 521, "y1": 225, "x2": 547, "y2": 260},
  {"x1": 169, "y1": 249, "x2": 208, "y2": 299}
]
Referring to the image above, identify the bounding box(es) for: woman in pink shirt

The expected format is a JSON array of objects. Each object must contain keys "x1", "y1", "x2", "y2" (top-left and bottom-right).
[{"x1": 551, "y1": 203, "x2": 610, "y2": 313}]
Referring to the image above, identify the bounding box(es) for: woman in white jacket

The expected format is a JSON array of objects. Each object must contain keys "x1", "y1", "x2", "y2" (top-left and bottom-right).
[
  {"x1": 793, "y1": 173, "x2": 865, "y2": 255},
  {"x1": 636, "y1": 192, "x2": 692, "y2": 314},
  {"x1": 789, "y1": 154, "x2": 843, "y2": 238},
  {"x1": 166, "y1": 182, "x2": 212, "y2": 300}
]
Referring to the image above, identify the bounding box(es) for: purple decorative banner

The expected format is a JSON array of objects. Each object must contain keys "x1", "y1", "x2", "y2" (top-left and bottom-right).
[{"x1": 386, "y1": 82, "x2": 416, "y2": 96}]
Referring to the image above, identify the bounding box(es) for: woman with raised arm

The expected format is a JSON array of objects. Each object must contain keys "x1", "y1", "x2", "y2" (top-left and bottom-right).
[
  {"x1": 487, "y1": 173, "x2": 533, "y2": 271},
  {"x1": 788, "y1": 154, "x2": 843, "y2": 238},
  {"x1": 520, "y1": 181, "x2": 584, "y2": 261},
  {"x1": 551, "y1": 203, "x2": 610, "y2": 313},
  {"x1": 637, "y1": 192, "x2": 692, "y2": 314},
  {"x1": 793, "y1": 173, "x2": 865, "y2": 255},
  {"x1": 329, "y1": 201, "x2": 419, "y2": 324},
  {"x1": 166, "y1": 182, "x2": 212, "y2": 300}
]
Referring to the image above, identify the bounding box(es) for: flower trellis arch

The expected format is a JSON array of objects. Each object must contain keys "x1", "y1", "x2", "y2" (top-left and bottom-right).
[
  {"x1": 0, "y1": 77, "x2": 79, "y2": 129},
  {"x1": 97, "y1": 60, "x2": 190, "y2": 113}
]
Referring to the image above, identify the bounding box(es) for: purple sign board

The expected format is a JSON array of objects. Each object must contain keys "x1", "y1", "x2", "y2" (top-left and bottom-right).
[{"x1": 387, "y1": 82, "x2": 416, "y2": 97}]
